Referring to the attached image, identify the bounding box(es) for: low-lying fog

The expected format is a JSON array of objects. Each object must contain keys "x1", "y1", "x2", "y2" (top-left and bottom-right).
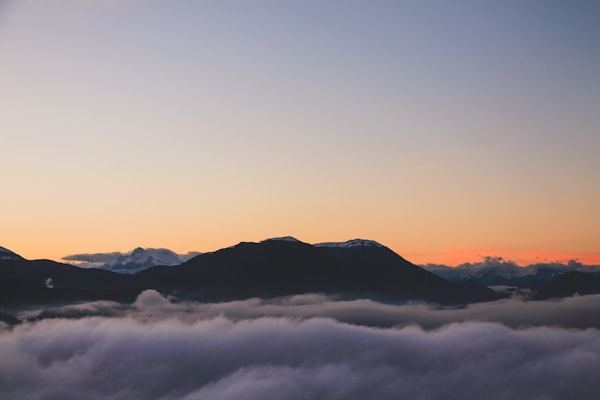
[{"x1": 2, "y1": 291, "x2": 600, "y2": 400}]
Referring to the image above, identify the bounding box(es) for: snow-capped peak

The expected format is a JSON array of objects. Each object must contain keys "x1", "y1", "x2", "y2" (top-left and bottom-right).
[
  {"x1": 104, "y1": 248, "x2": 185, "y2": 270},
  {"x1": 314, "y1": 239, "x2": 385, "y2": 249},
  {"x1": 261, "y1": 236, "x2": 303, "y2": 243},
  {"x1": 63, "y1": 248, "x2": 202, "y2": 274},
  {"x1": 0, "y1": 246, "x2": 25, "y2": 261}
]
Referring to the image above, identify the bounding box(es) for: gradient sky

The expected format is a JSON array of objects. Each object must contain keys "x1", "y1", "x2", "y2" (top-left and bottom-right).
[{"x1": 1, "y1": 0, "x2": 599, "y2": 265}]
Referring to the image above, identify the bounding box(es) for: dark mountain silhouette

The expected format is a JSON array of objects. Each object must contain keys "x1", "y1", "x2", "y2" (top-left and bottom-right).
[
  {"x1": 135, "y1": 238, "x2": 500, "y2": 304},
  {"x1": 423, "y1": 257, "x2": 600, "y2": 288},
  {"x1": 0, "y1": 246, "x2": 25, "y2": 261},
  {"x1": 0, "y1": 276, "x2": 111, "y2": 307},
  {"x1": 1, "y1": 238, "x2": 501, "y2": 307},
  {"x1": 0, "y1": 258, "x2": 138, "y2": 306},
  {"x1": 534, "y1": 271, "x2": 600, "y2": 299},
  {"x1": 0, "y1": 309, "x2": 19, "y2": 325}
]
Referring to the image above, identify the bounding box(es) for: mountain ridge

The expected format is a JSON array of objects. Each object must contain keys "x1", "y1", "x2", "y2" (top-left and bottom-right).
[
  {"x1": 135, "y1": 238, "x2": 499, "y2": 304},
  {"x1": 0, "y1": 246, "x2": 25, "y2": 261},
  {"x1": 423, "y1": 257, "x2": 600, "y2": 287},
  {"x1": 1, "y1": 237, "x2": 501, "y2": 307},
  {"x1": 63, "y1": 247, "x2": 202, "y2": 274}
]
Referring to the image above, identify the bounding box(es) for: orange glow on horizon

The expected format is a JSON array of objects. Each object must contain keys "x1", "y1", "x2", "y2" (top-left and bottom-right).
[{"x1": 8, "y1": 236, "x2": 600, "y2": 268}]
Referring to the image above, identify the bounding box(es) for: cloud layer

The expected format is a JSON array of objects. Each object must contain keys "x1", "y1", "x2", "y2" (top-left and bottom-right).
[
  {"x1": 19, "y1": 290, "x2": 600, "y2": 330},
  {"x1": 2, "y1": 292, "x2": 600, "y2": 399}
]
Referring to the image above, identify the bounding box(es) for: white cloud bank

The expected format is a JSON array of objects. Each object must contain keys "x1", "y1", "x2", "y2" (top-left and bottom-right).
[
  {"x1": 2, "y1": 291, "x2": 600, "y2": 399},
  {"x1": 19, "y1": 290, "x2": 600, "y2": 330}
]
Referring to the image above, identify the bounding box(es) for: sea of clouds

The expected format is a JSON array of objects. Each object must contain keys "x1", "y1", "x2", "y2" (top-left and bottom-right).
[{"x1": 2, "y1": 291, "x2": 600, "y2": 400}]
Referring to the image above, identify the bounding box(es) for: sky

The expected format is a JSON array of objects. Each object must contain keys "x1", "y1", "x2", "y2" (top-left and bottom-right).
[{"x1": 1, "y1": 0, "x2": 599, "y2": 265}]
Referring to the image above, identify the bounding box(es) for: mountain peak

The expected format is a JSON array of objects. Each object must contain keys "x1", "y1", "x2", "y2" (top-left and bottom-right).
[
  {"x1": 0, "y1": 246, "x2": 25, "y2": 261},
  {"x1": 314, "y1": 239, "x2": 385, "y2": 249},
  {"x1": 102, "y1": 247, "x2": 186, "y2": 273},
  {"x1": 261, "y1": 236, "x2": 303, "y2": 244}
]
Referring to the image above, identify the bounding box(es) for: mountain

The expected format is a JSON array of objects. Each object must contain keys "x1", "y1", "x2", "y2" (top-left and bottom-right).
[
  {"x1": 136, "y1": 237, "x2": 500, "y2": 304},
  {"x1": 422, "y1": 257, "x2": 600, "y2": 287},
  {"x1": 0, "y1": 310, "x2": 19, "y2": 326},
  {"x1": 1, "y1": 237, "x2": 499, "y2": 307},
  {"x1": 7, "y1": 238, "x2": 600, "y2": 308},
  {"x1": 63, "y1": 248, "x2": 202, "y2": 274},
  {"x1": 0, "y1": 275, "x2": 114, "y2": 307},
  {"x1": 314, "y1": 239, "x2": 386, "y2": 249},
  {"x1": 100, "y1": 247, "x2": 201, "y2": 274},
  {"x1": 0, "y1": 246, "x2": 25, "y2": 261},
  {"x1": 0, "y1": 258, "x2": 138, "y2": 306},
  {"x1": 534, "y1": 271, "x2": 600, "y2": 299}
]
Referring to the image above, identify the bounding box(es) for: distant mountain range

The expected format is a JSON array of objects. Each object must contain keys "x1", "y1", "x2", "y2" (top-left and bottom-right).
[
  {"x1": 63, "y1": 248, "x2": 202, "y2": 274},
  {"x1": 0, "y1": 238, "x2": 498, "y2": 307},
  {"x1": 533, "y1": 271, "x2": 600, "y2": 299},
  {"x1": 2, "y1": 239, "x2": 599, "y2": 309},
  {"x1": 422, "y1": 256, "x2": 600, "y2": 287}
]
